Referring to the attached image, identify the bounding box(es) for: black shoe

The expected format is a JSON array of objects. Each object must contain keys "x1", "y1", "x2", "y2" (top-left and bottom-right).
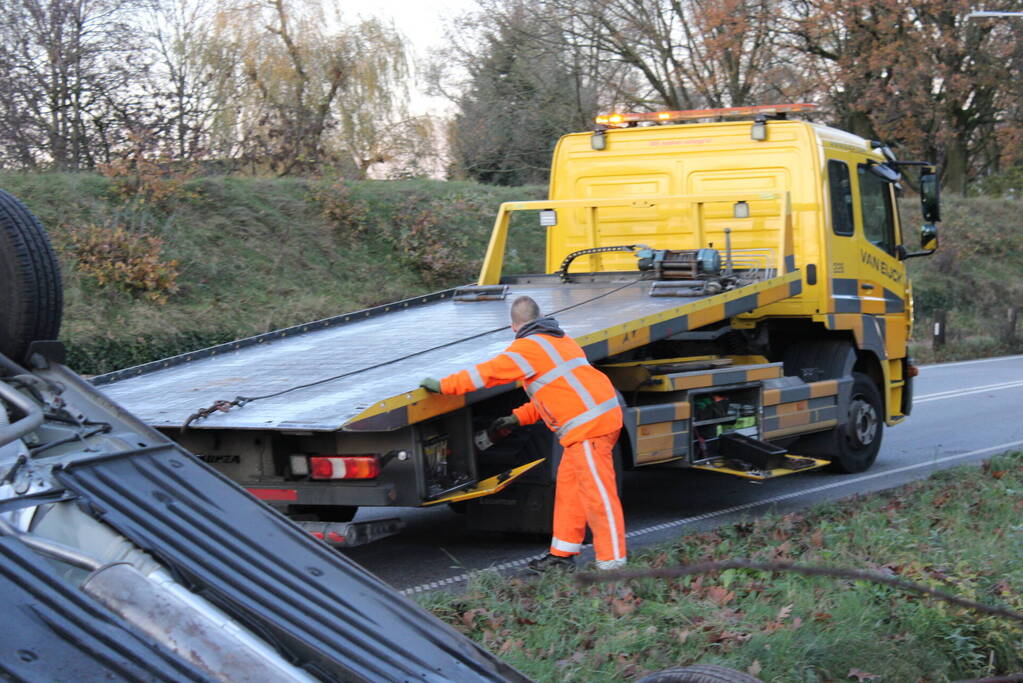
[{"x1": 527, "y1": 553, "x2": 576, "y2": 574}]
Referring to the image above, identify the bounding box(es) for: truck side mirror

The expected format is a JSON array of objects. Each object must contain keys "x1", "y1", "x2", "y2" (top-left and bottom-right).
[
  {"x1": 901, "y1": 222, "x2": 939, "y2": 260},
  {"x1": 920, "y1": 223, "x2": 938, "y2": 252},
  {"x1": 920, "y1": 169, "x2": 940, "y2": 223}
]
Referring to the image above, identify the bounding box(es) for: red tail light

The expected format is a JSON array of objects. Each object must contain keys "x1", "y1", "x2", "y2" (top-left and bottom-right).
[{"x1": 308, "y1": 455, "x2": 380, "y2": 480}]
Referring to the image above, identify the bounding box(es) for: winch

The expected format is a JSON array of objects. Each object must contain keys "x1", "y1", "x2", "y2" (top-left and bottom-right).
[{"x1": 635, "y1": 248, "x2": 722, "y2": 279}]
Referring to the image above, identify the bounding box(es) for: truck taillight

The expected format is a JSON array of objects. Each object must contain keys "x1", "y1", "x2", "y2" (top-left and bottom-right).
[{"x1": 309, "y1": 456, "x2": 380, "y2": 480}]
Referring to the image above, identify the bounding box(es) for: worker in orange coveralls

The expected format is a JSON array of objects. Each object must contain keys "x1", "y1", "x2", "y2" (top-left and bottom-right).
[{"x1": 420, "y1": 295, "x2": 626, "y2": 572}]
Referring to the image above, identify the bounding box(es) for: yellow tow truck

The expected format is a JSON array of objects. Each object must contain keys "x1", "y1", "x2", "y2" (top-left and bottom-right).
[{"x1": 95, "y1": 103, "x2": 941, "y2": 540}]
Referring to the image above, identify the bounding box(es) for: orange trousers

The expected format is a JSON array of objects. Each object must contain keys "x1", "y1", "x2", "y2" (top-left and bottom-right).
[{"x1": 549, "y1": 430, "x2": 626, "y2": 567}]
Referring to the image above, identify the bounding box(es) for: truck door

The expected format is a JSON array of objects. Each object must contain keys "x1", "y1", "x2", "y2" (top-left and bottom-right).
[{"x1": 852, "y1": 162, "x2": 909, "y2": 362}]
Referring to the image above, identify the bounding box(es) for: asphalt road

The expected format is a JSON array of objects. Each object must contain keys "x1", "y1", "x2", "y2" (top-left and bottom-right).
[{"x1": 342, "y1": 354, "x2": 1023, "y2": 594}]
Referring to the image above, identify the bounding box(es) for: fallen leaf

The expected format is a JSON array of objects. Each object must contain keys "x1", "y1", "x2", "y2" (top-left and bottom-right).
[
  {"x1": 810, "y1": 529, "x2": 825, "y2": 548},
  {"x1": 498, "y1": 638, "x2": 523, "y2": 655},
  {"x1": 848, "y1": 668, "x2": 880, "y2": 681},
  {"x1": 792, "y1": 616, "x2": 803, "y2": 629},
  {"x1": 555, "y1": 651, "x2": 587, "y2": 669},
  {"x1": 777, "y1": 604, "x2": 793, "y2": 622},
  {"x1": 747, "y1": 659, "x2": 763, "y2": 676},
  {"x1": 706, "y1": 585, "x2": 736, "y2": 606},
  {"x1": 675, "y1": 629, "x2": 691, "y2": 644},
  {"x1": 611, "y1": 598, "x2": 637, "y2": 617}
]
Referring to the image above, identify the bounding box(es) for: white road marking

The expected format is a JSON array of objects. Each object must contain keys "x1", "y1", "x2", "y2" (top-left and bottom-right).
[
  {"x1": 401, "y1": 438, "x2": 1023, "y2": 595},
  {"x1": 915, "y1": 379, "x2": 1023, "y2": 403},
  {"x1": 919, "y1": 354, "x2": 1023, "y2": 370}
]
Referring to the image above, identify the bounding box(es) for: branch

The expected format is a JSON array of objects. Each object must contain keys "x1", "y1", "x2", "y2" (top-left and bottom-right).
[{"x1": 576, "y1": 559, "x2": 1023, "y2": 625}]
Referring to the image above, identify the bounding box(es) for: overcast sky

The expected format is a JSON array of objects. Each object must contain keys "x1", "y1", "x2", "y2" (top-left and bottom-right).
[{"x1": 339, "y1": 0, "x2": 479, "y2": 114}]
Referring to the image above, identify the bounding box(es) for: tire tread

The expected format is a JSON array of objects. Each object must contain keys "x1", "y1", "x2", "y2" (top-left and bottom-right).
[{"x1": 0, "y1": 189, "x2": 62, "y2": 362}]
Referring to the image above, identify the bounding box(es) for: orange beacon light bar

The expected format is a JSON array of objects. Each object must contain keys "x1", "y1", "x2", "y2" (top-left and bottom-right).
[{"x1": 596, "y1": 103, "x2": 817, "y2": 126}]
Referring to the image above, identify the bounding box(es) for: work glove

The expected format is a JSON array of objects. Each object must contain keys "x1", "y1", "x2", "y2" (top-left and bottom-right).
[
  {"x1": 420, "y1": 377, "x2": 442, "y2": 393},
  {"x1": 489, "y1": 414, "x2": 519, "y2": 432}
]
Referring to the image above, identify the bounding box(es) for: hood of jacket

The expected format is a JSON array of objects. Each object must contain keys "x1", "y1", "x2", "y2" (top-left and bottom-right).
[{"x1": 515, "y1": 316, "x2": 565, "y2": 339}]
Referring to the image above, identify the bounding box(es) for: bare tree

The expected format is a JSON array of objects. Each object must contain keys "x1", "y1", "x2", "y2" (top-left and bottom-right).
[
  {"x1": 0, "y1": 0, "x2": 152, "y2": 170},
  {"x1": 141, "y1": 0, "x2": 225, "y2": 161},
  {"x1": 204, "y1": 0, "x2": 409, "y2": 176}
]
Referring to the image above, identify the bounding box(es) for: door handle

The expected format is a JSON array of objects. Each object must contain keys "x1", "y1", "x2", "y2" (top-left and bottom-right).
[{"x1": 860, "y1": 283, "x2": 875, "y2": 291}]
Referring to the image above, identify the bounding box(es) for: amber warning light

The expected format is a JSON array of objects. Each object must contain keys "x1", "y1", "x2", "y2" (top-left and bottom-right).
[{"x1": 596, "y1": 103, "x2": 817, "y2": 126}]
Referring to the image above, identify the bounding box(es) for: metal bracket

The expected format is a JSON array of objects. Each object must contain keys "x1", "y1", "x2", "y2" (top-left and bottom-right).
[
  {"x1": 453, "y1": 285, "x2": 510, "y2": 302},
  {"x1": 649, "y1": 280, "x2": 722, "y2": 297}
]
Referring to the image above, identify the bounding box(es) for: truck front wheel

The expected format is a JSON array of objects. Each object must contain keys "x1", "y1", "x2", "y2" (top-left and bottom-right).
[{"x1": 830, "y1": 372, "x2": 883, "y2": 473}]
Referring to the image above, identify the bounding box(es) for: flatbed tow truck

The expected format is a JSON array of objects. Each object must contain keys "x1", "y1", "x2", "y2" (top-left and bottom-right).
[{"x1": 95, "y1": 103, "x2": 942, "y2": 546}]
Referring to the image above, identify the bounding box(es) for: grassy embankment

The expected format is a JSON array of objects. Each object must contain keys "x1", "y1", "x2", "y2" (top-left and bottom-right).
[
  {"x1": 420, "y1": 453, "x2": 1023, "y2": 681},
  {"x1": 904, "y1": 196, "x2": 1023, "y2": 363},
  {"x1": 0, "y1": 171, "x2": 1020, "y2": 373},
  {"x1": 0, "y1": 172, "x2": 546, "y2": 374}
]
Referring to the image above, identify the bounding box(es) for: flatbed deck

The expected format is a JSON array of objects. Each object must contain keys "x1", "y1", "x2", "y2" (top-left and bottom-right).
[{"x1": 95, "y1": 272, "x2": 800, "y2": 432}]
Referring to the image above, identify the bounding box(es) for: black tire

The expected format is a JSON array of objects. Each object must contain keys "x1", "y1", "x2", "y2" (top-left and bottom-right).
[
  {"x1": 0, "y1": 189, "x2": 62, "y2": 363},
  {"x1": 286, "y1": 505, "x2": 358, "y2": 523},
  {"x1": 829, "y1": 371, "x2": 884, "y2": 473},
  {"x1": 635, "y1": 664, "x2": 763, "y2": 683}
]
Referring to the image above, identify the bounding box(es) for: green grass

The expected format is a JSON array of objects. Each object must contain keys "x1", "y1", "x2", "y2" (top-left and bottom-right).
[{"x1": 420, "y1": 453, "x2": 1023, "y2": 681}]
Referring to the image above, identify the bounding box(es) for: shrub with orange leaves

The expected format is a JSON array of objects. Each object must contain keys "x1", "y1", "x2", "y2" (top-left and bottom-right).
[
  {"x1": 68, "y1": 224, "x2": 180, "y2": 303},
  {"x1": 97, "y1": 132, "x2": 199, "y2": 208}
]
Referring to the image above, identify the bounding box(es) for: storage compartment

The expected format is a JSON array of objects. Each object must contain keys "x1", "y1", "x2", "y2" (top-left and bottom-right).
[
  {"x1": 690, "y1": 385, "x2": 760, "y2": 462},
  {"x1": 418, "y1": 410, "x2": 475, "y2": 500}
]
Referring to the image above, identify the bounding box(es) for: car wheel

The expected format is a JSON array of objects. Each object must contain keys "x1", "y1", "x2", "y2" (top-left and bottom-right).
[{"x1": 0, "y1": 189, "x2": 62, "y2": 364}]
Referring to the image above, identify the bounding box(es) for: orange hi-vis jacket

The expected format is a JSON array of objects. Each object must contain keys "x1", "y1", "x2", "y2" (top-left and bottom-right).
[{"x1": 439, "y1": 319, "x2": 622, "y2": 446}]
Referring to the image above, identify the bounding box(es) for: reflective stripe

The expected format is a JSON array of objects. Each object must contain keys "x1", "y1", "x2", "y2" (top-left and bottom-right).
[
  {"x1": 468, "y1": 365, "x2": 485, "y2": 390},
  {"x1": 527, "y1": 336, "x2": 599, "y2": 408},
  {"x1": 530, "y1": 334, "x2": 569, "y2": 362},
  {"x1": 596, "y1": 558, "x2": 627, "y2": 570},
  {"x1": 562, "y1": 368, "x2": 597, "y2": 409},
  {"x1": 502, "y1": 351, "x2": 535, "y2": 378},
  {"x1": 555, "y1": 397, "x2": 619, "y2": 440},
  {"x1": 524, "y1": 357, "x2": 588, "y2": 396},
  {"x1": 583, "y1": 439, "x2": 623, "y2": 562},
  {"x1": 551, "y1": 537, "x2": 582, "y2": 554}
]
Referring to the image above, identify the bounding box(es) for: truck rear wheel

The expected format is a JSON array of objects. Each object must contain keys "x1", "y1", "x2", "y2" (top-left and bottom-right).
[{"x1": 0, "y1": 189, "x2": 62, "y2": 363}]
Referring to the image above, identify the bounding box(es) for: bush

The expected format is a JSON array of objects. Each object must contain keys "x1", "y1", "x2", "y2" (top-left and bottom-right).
[{"x1": 68, "y1": 223, "x2": 180, "y2": 303}]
